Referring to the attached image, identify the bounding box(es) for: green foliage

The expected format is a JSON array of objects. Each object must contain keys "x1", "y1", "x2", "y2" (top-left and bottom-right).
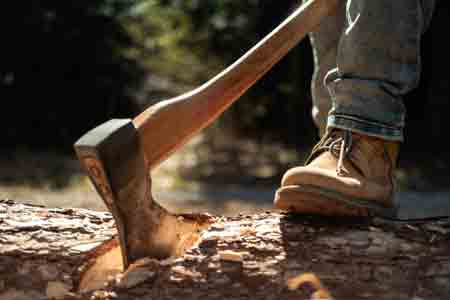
[
  {"x1": 120, "y1": 0, "x2": 317, "y2": 145},
  {"x1": 5, "y1": 1, "x2": 442, "y2": 152},
  {"x1": 121, "y1": 0, "x2": 222, "y2": 83},
  {"x1": 0, "y1": 0, "x2": 317, "y2": 150}
]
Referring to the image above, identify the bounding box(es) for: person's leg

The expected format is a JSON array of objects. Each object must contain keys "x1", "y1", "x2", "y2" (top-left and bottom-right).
[
  {"x1": 326, "y1": 0, "x2": 435, "y2": 141},
  {"x1": 304, "y1": 0, "x2": 346, "y2": 137},
  {"x1": 275, "y1": 0, "x2": 435, "y2": 217}
]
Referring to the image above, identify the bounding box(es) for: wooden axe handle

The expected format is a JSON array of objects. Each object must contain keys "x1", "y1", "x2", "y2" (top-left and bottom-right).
[{"x1": 133, "y1": 0, "x2": 338, "y2": 169}]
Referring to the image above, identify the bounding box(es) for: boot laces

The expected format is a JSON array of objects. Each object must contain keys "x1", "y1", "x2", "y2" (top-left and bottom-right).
[{"x1": 306, "y1": 130, "x2": 353, "y2": 176}]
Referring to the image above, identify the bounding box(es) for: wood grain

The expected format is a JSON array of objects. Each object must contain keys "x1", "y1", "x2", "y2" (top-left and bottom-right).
[{"x1": 1, "y1": 200, "x2": 449, "y2": 299}]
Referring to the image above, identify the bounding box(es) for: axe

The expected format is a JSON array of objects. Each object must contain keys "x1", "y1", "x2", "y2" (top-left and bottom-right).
[{"x1": 75, "y1": 0, "x2": 339, "y2": 270}]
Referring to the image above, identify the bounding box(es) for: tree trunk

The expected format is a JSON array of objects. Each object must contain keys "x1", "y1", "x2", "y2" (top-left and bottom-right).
[{"x1": 1, "y1": 199, "x2": 449, "y2": 300}]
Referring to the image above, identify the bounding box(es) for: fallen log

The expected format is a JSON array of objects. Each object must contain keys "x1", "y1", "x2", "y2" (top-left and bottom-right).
[{"x1": 0, "y1": 199, "x2": 449, "y2": 300}]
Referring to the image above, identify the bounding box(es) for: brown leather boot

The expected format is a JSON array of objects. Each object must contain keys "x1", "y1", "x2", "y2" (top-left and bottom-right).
[{"x1": 274, "y1": 129, "x2": 399, "y2": 217}]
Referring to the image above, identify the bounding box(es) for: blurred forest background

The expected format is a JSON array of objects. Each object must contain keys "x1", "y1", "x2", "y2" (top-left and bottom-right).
[{"x1": 1, "y1": 0, "x2": 449, "y2": 213}]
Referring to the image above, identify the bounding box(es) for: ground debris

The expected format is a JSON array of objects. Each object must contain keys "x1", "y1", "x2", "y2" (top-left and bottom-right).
[
  {"x1": 116, "y1": 267, "x2": 155, "y2": 289},
  {"x1": 288, "y1": 273, "x2": 332, "y2": 300}
]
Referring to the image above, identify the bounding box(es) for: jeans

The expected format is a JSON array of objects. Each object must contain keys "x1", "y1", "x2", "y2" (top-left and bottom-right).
[{"x1": 306, "y1": 0, "x2": 435, "y2": 141}]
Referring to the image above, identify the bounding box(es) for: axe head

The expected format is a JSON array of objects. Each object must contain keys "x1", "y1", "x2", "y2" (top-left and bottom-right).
[{"x1": 74, "y1": 119, "x2": 212, "y2": 271}]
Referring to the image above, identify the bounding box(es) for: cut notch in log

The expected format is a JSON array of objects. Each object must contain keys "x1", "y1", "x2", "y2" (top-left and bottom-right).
[{"x1": 77, "y1": 214, "x2": 213, "y2": 293}]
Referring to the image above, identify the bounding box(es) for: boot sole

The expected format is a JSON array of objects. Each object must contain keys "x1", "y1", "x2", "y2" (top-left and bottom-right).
[{"x1": 275, "y1": 184, "x2": 397, "y2": 218}]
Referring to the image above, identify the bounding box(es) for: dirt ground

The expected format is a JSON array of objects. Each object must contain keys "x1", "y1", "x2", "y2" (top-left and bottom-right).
[{"x1": 1, "y1": 134, "x2": 449, "y2": 216}]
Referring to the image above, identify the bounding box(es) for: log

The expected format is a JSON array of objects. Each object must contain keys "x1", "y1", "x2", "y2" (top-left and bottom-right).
[{"x1": 1, "y1": 199, "x2": 449, "y2": 300}]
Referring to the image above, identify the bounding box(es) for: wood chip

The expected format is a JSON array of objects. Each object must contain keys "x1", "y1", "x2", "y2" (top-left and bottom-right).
[
  {"x1": 219, "y1": 250, "x2": 248, "y2": 262},
  {"x1": 46, "y1": 281, "x2": 71, "y2": 299}
]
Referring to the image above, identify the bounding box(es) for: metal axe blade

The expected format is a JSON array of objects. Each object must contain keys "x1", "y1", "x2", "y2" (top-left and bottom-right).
[{"x1": 75, "y1": 119, "x2": 212, "y2": 270}]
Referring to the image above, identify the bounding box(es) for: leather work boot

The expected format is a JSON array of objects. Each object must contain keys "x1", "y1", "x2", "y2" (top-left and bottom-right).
[{"x1": 274, "y1": 129, "x2": 399, "y2": 217}]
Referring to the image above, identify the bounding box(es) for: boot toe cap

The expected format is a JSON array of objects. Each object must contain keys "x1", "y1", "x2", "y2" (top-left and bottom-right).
[{"x1": 281, "y1": 166, "x2": 362, "y2": 189}]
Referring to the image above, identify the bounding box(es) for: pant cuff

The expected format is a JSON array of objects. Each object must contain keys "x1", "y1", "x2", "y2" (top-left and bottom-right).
[{"x1": 328, "y1": 114, "x2": 404, "y2": 142}]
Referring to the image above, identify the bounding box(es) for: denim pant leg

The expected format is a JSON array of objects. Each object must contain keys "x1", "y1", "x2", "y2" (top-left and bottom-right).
[
  {"x1": 304, "y1": 0, "x2": 346, "y2": 137},
  {"x1": 325, "y1": 0, "x2": 435, "y2": 142}
]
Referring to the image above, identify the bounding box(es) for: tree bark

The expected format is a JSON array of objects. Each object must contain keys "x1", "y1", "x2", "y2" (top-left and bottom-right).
[{"x1": 1, "y1": 199, "x2": 449, "y2": 300}]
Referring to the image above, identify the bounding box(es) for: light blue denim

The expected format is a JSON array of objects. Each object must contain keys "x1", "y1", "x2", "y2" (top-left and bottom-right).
[{"x1": 306, "y1": 0, "x2": 435, "y2": 141}]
